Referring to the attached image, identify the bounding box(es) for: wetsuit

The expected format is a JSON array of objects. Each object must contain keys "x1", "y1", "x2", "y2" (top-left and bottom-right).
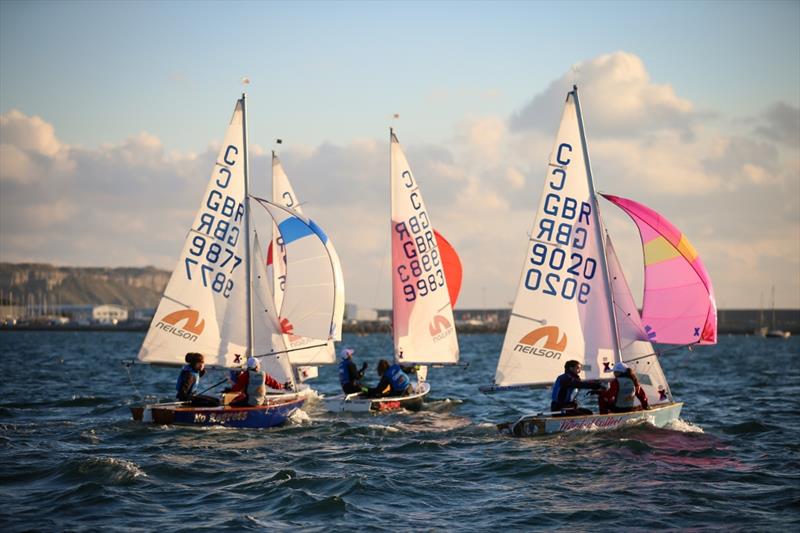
[{"x1": 551, "y1": 371, "x2": 602, "y2": 415}]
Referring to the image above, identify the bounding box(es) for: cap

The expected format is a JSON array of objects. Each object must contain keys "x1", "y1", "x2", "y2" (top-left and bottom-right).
[
  {"x1": 612, "y1": 362, "x2": 629, "y2": 374},
  {"x1": 246, "y1": 357, "x2": 260, "y2": 370},
  {"x1": 341, "y1": 347, "x2": 355, "y2": 359}
]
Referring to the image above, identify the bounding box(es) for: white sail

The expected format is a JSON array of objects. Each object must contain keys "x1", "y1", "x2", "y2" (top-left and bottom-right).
[
  {"x1": 139, "y1": 100, "x2": 254, "y2": 368},
  {"x1": 251, "y1": 232, "x2": 295, "y2": 384},
  {"x1": 390, "y1": 130, "x2": 459, "y2": 365},
  {"x1": 605, "y1": 237, "x2": 672, "y2": 405},
  {"x1": 494, "y1": 90, "x2": 617, "y2": 387},
  {"x1": 254, "y1": 197, "x2": 344, "y2": 344},
  {"x1": 270, "y1": 153, "x2": 338, "y2": 368}
]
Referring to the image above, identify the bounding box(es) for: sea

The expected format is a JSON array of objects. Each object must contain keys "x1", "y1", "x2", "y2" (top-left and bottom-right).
[{"x1": 0, "y1": 331, "x2": 798, "y2": 531}]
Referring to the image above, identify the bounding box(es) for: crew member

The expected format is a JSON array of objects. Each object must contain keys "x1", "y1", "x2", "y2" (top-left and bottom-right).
[
  {"x1": 176, "y1": 352, "x2": 219, "y2": 406},
  {"x1": 338, "y1": 347, "x2": 368, "y2": 394},
  {"x1": 225, "y1": 357, "x2": 293, "y2": 406},
  {"x1": 598, "y1": 362, "x2": 650, "y2": 414},
  {"x1": 550, "y1": 360, "x2": 602, "y2": 415},
  {"x1": 367, "y1": 359, "x2": 415, "y2": 398}
]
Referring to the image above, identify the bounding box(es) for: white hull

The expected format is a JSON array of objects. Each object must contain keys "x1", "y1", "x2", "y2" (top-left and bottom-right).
[
  {"x1": 497, "y1": 402, "x2": 683, "y2": 437},
  {"x1": 324, "y1": 382, "x2": 430, "y2": 413}
]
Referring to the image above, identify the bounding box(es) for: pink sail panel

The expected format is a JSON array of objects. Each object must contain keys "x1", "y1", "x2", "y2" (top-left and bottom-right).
[
  {"x1": 602, "y1": 194, "x2": 717, "y2": 345},
  {"x1": 434, "y1": 230, "x2": 462, "y2": 308}
]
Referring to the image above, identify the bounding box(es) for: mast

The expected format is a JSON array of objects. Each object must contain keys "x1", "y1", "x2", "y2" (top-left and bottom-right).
[
  {"x1": 241, "y1": 92, "x2": 254, "y2": 356},
  {"x1": 571, "y1": 85, "x2": 622, "y2": 362},
  {"x1": 389, "y1": 127, "x2": 397, "y2": 356}
]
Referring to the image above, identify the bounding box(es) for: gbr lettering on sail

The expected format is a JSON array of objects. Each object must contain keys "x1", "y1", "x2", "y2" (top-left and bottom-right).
[{"x1": 524, "y1": 143, "x2": 598, "y2": 304}]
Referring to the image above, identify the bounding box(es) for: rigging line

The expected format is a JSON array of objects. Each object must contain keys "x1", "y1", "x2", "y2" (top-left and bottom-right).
[
  {"x1": 124, "y1": 363, "x2": 144, "y2": 402},
  {"x1": 624, "y1": 341, "x2": 700, "y2": 364},
  {"x1": 253, "y1": 342, "x2": 329, "y2": 359}
]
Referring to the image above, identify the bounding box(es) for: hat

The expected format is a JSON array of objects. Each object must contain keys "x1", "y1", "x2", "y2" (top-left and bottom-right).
[
  {"x1": 612, "y1": 362, "x2": 629, "y2": 374},
  {"x1": 341, "y1": 347, "x2": 355, "y2": 359},
  {"x1": 246, "y1": 357, "x2": 260, "y2": 370}
]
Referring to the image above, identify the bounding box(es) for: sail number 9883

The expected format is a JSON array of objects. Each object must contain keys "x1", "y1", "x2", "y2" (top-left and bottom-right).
[{"x1": 524, "y1": 244, "x2": 596, "y2": 304}]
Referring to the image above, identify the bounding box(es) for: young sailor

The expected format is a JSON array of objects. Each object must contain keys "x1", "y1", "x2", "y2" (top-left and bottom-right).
[
  {"x1": 176, "y1": 352, "x2": 219, "y2": 406},
  {"x1": 226, "y1": 357, "x2": 293, "y2": 406},
  {"x1": 550, "y1": 360, "x2": 603, "y2": 416},
  {"x1": 337, "y1": 347, "x2": 368, "y2": 394},
  {"x1": 598, "y1": 362, "x2": 650, "y2": 414},
  {"x1": 367, "y1": 359, "x2": 415, "y2": 398}
]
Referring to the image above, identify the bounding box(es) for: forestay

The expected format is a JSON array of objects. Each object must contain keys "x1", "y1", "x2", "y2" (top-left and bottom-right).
[
  {"x1": 390, "y1": 130, "x2": 459, "y2": 365},
  {"x1": 138, "y1": 100, "x2": 255, "y2": 368},
  {"x1": 602, "y1": 194, "x2": 717, "y2": 345},
  {"x1": 254, "y1": 197, "x2": 344, "y2": 344},
  {"x1": 269, "y1": 153, "x2": 340, "y2": 369},
  {"x1": 493, "y1": 90, "x2": 617, "y2": 388}
]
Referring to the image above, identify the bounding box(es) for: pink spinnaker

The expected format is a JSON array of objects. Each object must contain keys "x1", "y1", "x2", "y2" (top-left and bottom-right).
[{"x1": 602, "y1": 194, "x2": 717, "y2": 345}]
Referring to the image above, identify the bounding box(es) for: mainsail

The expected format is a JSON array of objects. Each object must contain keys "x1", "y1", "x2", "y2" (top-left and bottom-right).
[
  {"x1": 269, "y1": 153, "x2": 342, "y2": 372},
  {"x1": 138, "y1": 98, "x2": 292, "y2": 384},
  {"x1": 493, "y1": 88, "x2": 618, "y2": 388},
  {"x1": 602, "y1": 194, "x2": 717, "y2": 345},
  {"x1": 390, "y1": 130, "x2": 459, "y2": 365}
]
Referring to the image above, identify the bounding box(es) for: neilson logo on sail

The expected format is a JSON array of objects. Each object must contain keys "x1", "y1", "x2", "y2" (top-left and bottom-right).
[
  {"x1": 155, "y1": 309, "x2": 206, "y2": 342},
  {"x1": 514, "y1": 325, "x2": 567, "y2": 360}
]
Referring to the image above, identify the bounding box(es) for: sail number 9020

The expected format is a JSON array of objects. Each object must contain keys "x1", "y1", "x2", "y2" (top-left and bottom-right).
[{"x1": 524, "y1": 243, "x2": 596, "y2": 304}]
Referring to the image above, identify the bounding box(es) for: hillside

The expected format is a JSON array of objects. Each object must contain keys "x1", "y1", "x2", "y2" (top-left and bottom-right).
[{"x1": 0, "y1": 263, "x2": 169, "y2": 308}]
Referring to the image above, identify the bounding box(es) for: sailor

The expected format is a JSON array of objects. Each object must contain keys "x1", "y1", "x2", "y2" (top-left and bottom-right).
[
  {"x1": 176, "y1": 352, "x2": 219, "y2": 406},
  {"x1": 598, "y1": 362, "x2": 650, "y2": 414},
  {"x1": 337, "y1": 346, "x2": 368, "y2": 394},
  {"x1": 225, "y1": 357, "x2": 293, "y2": 406},
  {"x1": 367, "y1": 359, "x2": 415, "y2": 398},
  {"x1": 550, "y1": 360, "x2": 602, "y2": 415}
]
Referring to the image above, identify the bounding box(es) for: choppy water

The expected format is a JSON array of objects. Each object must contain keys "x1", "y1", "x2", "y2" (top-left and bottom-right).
[{"x1": 1, "y1": 331, "x2": 798, "y2": 531}]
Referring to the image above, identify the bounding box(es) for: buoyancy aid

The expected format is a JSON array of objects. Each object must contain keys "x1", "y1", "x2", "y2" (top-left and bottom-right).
[
  {"x1": 551, "y1": 373, "x2": 579, "y2": 407},
  {"x1": 615, "y1": 376, "x2": 636, "y2": 409},
  {"x1": 385, "y1": 364, "x2": 410, "y2": 393},
  {"x1": 338, "y1": 358, "x2": 352, "y2": 386},
  {"x1": 176, "y1": 365, "x2": 200, "y2": 397},
  {"x1": 246, "y1": 370, "x2": 267, "y2": 406}
]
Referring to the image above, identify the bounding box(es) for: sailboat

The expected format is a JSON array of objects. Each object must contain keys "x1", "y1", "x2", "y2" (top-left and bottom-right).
[
  {"x1": 325, "y1": 128, "x2": 463, "y2": 412},
  {"x1": 268, "y1": 152, "x2": 346, "y2": 387},
  {"x1": 484, "y1": 86, "x2": 717, "y2": 436},
  {"x1": 765, "y1": 286, "x2": 791, "y2": 338},
  {"x1": 129, "y1": 95, "x2": 344, "y2": 428}
]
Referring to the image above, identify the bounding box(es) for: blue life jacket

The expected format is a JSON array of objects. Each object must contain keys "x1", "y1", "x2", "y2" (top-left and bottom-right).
[
  {"x1": 338, "y1": 358, "x2": 352, "y2": 386},
  {"x1": 176, "y1": 364, "x2": 200, "y2": 397},
  {"x1": 385, "y1": 364, "x2": 410, "y2": 392},
  {"x1": 551, "y1": 373, "x2": 578, "y2": 407}
]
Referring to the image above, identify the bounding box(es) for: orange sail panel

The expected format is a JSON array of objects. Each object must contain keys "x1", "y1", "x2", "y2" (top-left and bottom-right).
[{"x1": 434, "y1": 230, "x2": 462, "y2": 308}]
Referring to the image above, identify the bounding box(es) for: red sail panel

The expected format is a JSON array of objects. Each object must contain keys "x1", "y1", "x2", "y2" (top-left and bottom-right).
[{"x1": 434, "y1": 230, "x2": 462, "y2": 308}]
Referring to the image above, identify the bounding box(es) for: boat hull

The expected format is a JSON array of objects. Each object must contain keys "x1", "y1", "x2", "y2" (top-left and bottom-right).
[
  {"x1": 324, "y1": 382, "x2": 430, "y2": 413},
  {"x1": 130, "y1": 394, "x2": 305, "y2": 429},
  {"x1": 497, "y1": 401, "x2": 683, "y2": 437}
]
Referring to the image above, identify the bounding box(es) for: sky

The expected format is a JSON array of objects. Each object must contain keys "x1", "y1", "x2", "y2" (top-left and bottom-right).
[{"x1": 1, "y1": 0, "x2": 798, "y2": 309}]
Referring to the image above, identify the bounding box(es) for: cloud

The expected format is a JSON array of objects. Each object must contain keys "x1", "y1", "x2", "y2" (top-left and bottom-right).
[
  {"x1": 754, "y1": 101, "x2": 800, "y2": 147},
  {"x1": 510, "y1": 51, "x2": 698, "y2": 139}
]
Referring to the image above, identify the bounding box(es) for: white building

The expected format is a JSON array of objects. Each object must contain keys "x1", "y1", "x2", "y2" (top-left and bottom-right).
[
  {"x1": 93, "y1": 304, "x2": 128, "y2": 324},
  {"x1": 344, "y1": 303, "x2": 378, "y2": 322}
]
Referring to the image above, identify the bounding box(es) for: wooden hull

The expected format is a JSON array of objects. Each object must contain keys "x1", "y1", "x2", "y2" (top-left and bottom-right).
[
  {"x1": 130, "y1": 394, "x2": 305, "y2": 429},
  {"x1": 324, "y1": 382, "x2": 430, "y2": 413},
  {"x1": 497, "y1": 402, "x2": 683, "y2": 437}
]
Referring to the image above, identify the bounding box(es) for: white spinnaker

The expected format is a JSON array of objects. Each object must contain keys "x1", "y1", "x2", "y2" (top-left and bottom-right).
[
  {"x1": 271, "y1": 154, "x2": 337, "y2": 368},
  {"x1": 494, "y1": 92, "x2": 616, "y2": 387},
  {"x1": 255, "y1": 197, "x2": 344, "y2": 343},
  {"x1": 606, "y1": 237, "x2": 672, "y2": 405},
  {"x1": 251, "y1": 233, "x2": 294, "y2": 384},
  {"x1": 390, "y1": 131, "x2": 459, "y2": 365},
  {"x1": 139, "y1": 100, "x2": 252, "y2": 368}
]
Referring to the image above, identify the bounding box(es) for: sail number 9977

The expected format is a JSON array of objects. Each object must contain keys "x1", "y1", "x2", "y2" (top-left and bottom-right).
[{"x1": 524, "y1": 244, "x2": 596, "y2": 304}]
